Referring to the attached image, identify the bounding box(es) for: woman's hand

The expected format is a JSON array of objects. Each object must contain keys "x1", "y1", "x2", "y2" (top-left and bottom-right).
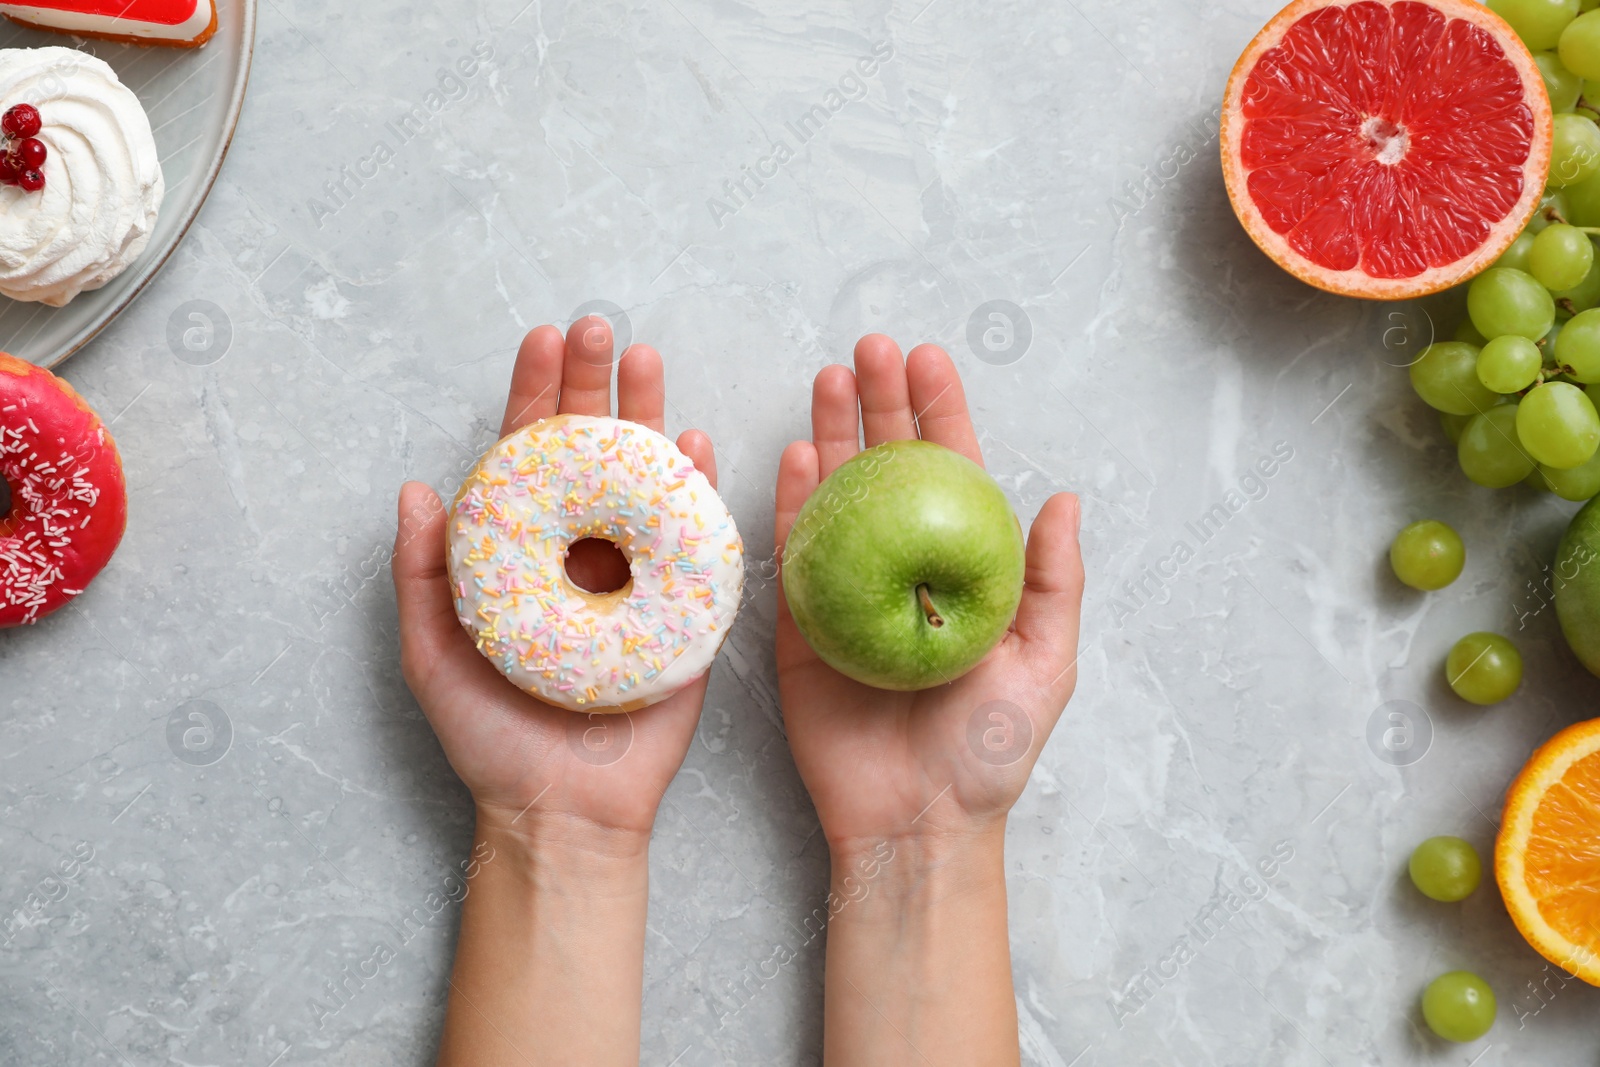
[
  {"x1": 395, "y1": 316, "x2": 720, "y2": 1067},
  {"x1": 775, "y1": 334, "x2": 1084, "y2": 1066},
  {"x1": 392, "y1": 315, "x2": 718, "y2": 844},
  {"x1": 775, "y1": 333, "x2": 1084, "y2": 855}
]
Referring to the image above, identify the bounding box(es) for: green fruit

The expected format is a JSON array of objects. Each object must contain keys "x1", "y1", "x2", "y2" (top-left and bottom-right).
[
  {"x1": 1497, "y1": 0, "x2": 1580, "y2": 50},
  {"x1": 1389, "y1": 520, "x2": 1465, "y2": 591},
  {"x1": 1562, "y1": 7, "x2": 1600, "y2": 77},
  {"x1": 1564, "y1": 172, "x2": 1600, "y2": 225},
  {"x1": 1477, "y1": 335, "x2": 1543, "y2": 393},
  {"x1": 780, "y1": 439, "x2": 1025, "y2": 690},
  {"x1": 1530, "y1": 188, "x2": 1572, "y2": 230},
  {"x1": 1495, "y1": 230, "x2": 1537, "y2": 273},
  {"x1": 1554, "y1": 494, "x2": 1600, "y2": 675},
  {"x1": 1553, "y1": 256, "x2": 1600, "y2": 313},
  {"x1": 1531, "y1": 223, "x2": 1596, "y2": 290},
  {"x1": 1539, "y1": 49, "x2": 1586, "y2": 110},
  {"x1": 1517, "y1": 381, "x2": 1600, "y2": 467},
  {"x1": 1446, "y1": 632, "x2": 1523, "y2": 705},
  {"x1": 1422, "y1": 971, "x2": 1497, "y2": 1042},
  {"x1": 1454, "y1": 318, "x2": 1489, "y2": 345},
  {"x1": 1549, "y1": 113, "x2": 1600, "y2": 186},
  {"x1": 1458, "y1": 405, "x2": 1536, "y2": 487},
  {"x1": 1540, "y1": 449, "x2": 1600, "y2": 498},
  {"x1": 1410, "y1": 342, "x2": 1499, "y2": 415},
  {"x1": 1467, "y1": 268, "x2": 1555, "y2": 340},
  {"x1": 1441, "y1": 411, "x2": 1474, "y2": 444},
  {"x1": 1409, "y1": 837, "x2": 1483, "y2": 902}
]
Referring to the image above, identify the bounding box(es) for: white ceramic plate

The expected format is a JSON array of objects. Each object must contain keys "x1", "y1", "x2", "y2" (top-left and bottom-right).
[{"x1": 0, "y1": 0, "x2": 254, "y2": 368}]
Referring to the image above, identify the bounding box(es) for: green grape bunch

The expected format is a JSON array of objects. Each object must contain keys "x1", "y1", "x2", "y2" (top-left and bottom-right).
[{"x1": 1407, "y1": 101, "x2": 1600, "y2": 496}]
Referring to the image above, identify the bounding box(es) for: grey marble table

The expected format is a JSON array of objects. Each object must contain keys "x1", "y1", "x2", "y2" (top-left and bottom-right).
[{"x1": 4, "y1": 0, "x2": 1598, "y2": 1064}]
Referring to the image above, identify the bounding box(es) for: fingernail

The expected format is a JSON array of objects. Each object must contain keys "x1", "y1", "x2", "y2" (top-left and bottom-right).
[{"x1": 584, "y1": 325, "x2": 608, "y2": 350}]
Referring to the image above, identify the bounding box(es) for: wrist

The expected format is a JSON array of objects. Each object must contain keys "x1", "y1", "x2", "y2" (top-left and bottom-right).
[
  {"x1": 819, "y1": 823, "x2": 1019, "y2": 1062},
  {"x1": 473, "y1": 801, "x2": 652, "y2": 884},
  {"x1": 827, "y1": 823, "x2": 1007, "y2": 913}
]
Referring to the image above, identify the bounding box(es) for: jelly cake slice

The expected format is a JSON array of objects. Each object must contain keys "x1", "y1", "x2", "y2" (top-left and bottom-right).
[{"x1": 0, "y1": 0, "x2": 217, "y2": 47}]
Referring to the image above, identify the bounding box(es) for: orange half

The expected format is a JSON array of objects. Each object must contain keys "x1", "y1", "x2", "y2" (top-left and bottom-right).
[
  {"x1": 1221, "y1": 0, "x2": 1552, "y2": 300},
  {"x1": 1496, "y1": 717, "x2": 1600, "y2": 986}
]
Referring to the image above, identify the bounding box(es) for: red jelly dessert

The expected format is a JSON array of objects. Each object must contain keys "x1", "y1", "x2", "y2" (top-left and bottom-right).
[{"x1": 0, "y1": 0, "x2": 217, "y2": 48}]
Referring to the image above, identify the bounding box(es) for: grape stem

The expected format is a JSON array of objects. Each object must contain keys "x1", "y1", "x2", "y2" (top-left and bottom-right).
[{"x1": 1530, "y1": 363, "x2": 1579, "y2": 392}]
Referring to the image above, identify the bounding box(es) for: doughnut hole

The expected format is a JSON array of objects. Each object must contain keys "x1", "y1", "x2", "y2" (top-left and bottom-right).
[
  {"x1": 0, "y1": 470, "x2": 12, "y2": 534},
  {"x1": 564, "y1": 537, "x2": 631, "y2": 594}
]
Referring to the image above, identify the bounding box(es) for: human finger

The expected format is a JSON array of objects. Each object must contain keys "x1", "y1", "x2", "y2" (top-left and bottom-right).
[
  {"x1": 617, "y1": 344, "x2": 665, "y2": 432},
  {"x1": 557, "y1": 315, "x2": 615, "y2": 417},
  {"x1": 906, "y1": 343, "x2": 982, "y2": 465},
  {"x1": 811, "y1": 364, "x2": 860, "y2": 479},
  {"x1": 499, "y1": 324, "x2": 564, "y2": 435}
]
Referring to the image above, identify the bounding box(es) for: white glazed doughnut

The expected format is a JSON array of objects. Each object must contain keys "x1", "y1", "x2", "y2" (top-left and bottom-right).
[{"x1": 446, "y1": 413, "x2": 744, "y2": 712}]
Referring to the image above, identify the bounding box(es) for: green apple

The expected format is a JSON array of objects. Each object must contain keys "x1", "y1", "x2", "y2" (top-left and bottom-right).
[
  {"x1": 1555, "y1": 494, "x2": 1600, "y2": 674},
  {"x1": 781, "y1": 439, "x2": 1026, "y2": 690}
]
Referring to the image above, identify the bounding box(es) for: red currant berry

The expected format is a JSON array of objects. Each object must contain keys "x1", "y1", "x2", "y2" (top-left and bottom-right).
[
  {"x1": 18, "y1": 168, "x2": 44, "y2": 192},
  {"x1": 0, "y1": 154, "x2": 20, "y2": 186},
  {"x1": 2, "y1": 103, "x2": 40, "y2": 139},
  {"x1": 17, "y1": 138, "x2": 45, "y2": 169}
]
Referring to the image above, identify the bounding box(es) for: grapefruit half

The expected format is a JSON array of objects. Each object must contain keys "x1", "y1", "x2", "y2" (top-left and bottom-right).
[{"x1": 1221, "y1": 0, "x2": 1552, "y2": 300}]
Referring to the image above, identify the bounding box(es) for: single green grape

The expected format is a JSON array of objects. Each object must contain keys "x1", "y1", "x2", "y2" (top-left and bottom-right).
[
  {"x1": 1552, "y1": 253, "x2": 1600, "y2": 312},
  {"x1": 1496, "y1": 230, "x2": 1538, "y2": 273},
  {"x1": 1441, "y1": 411, "x2": 1474, "y2": 444},
  {"x1": 1389, "y1": 520, "x2": 1466, "y2": 590},
  {"x1": 1446, "y1": 632, "x2": 1523, "y2": 705},
  {"x1": 1549, "y1": 113, "x2": 1600, "y2": 186},
  {"x1": 1422, "y1": 972, "x2": 1497, "y2": 1043},
  {"x1": 1543, "y1": 322, "x2": 1564, "y2": 359},
  {"x1": 1562, "y1": 7, "x2": 1600, "y2": 77},
  {"x1": 1539, "y1": 49, "x2": 1586, "y2": 110},
  {"x1": 1555, "y1": 306, "x2": 1600, "y2": 379},
  {"x1": 1530, "y1": 223, "x2": 1596, "y2": 289},
  {"x1": 1499, "y1": 0, "x2": 1581, "y2": 50},
  {"x1": 1467, "y1": 268, "x2": 1556, "y2": 340},
  {"x1": 1409, "y1": 837, "x2": 1483, "y2": 902},
  {"x1": 1454, "y1": 318, "x2": 1489, "y2": 345},
  {"x1": 1411, "y1": 342, "x2": 1500, "y2": 414},
  {"x1": 1517, "y1": 381, "x2": 1600, "y2": 466},
  {"x1": 1539, "y1": 447, "x2": 1600, "y2": 497},
  {"x1": 1530, "y1": 188, "x2": 1572, "y2": 231},
  {"x1": 1564, "y1": 171, "x2": 1600, "y2": 225},
  {"x1": 1477, "y1": 335, "x2": 1544, "y2": 392},
  {"x1": 1458, "y1": 405, "x2": 1537, "y2": 486}
]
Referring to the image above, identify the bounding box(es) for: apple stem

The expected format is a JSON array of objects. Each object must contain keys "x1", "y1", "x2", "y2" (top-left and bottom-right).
[{"x1": 917, "y1": 584, "x2": 944, "y2": 628}]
